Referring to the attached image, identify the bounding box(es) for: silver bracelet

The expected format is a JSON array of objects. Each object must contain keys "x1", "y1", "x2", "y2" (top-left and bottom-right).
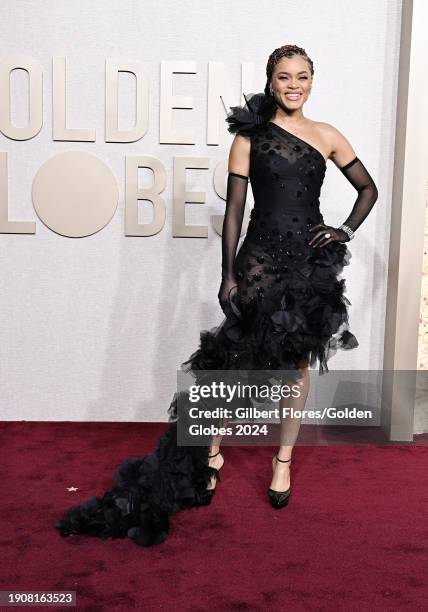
[{"x1": 339, "y1": 224, "x2": 355, "y2": 241}]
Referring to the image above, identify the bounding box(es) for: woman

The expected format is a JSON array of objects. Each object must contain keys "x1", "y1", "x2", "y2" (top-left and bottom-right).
[{"x1": 55, "y1": 44, "x2": 378, "y2": 546}]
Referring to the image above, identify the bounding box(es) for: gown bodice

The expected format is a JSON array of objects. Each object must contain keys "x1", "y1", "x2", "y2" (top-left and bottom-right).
[
  {"x1": 240, "y1": 121, "x2": 328, "y2": 271},
  {"x1": 250, "y1": 121, "x2": 326, "y2": 202}
]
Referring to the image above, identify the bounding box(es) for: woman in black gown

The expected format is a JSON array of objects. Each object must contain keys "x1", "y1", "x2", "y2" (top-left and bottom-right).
[{"x1": 55, "y1": 44, "x2": 378, "y2": 546}]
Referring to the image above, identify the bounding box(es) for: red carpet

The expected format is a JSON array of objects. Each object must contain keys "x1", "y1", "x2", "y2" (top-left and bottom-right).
[{"x1": 0, "y1": 421, "x2": 427, "y2": 611}]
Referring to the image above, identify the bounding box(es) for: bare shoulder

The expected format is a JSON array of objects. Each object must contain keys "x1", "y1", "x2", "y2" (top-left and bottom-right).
[
  {"x1": 316, "y1": 121, "x2": 357, "y2": 168},
  {"x1": 228, "y1": 133, "x2": 251, "y2": 177}
]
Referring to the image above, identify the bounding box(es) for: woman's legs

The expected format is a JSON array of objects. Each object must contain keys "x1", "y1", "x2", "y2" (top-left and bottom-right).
[
  {"x1": 270, "y1": 358, "x2": 310, "y2": 492},
  {"x1": 207, "y1": 357, "x2": 311, "y2": 493}
]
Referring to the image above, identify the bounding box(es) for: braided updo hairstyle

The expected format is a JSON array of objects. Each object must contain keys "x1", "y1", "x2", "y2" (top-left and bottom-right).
[{"x1": 264, "y1": 44, "x2": 314, "y2": 97}]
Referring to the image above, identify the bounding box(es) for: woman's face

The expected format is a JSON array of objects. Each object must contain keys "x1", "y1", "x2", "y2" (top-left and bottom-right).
[{"x1": 270, "y1": 55, "x2": 312, "y2": 109}]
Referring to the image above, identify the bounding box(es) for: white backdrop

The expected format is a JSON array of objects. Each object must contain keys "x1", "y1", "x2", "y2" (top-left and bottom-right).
[{"x1": 0, "y1": 0, "x2": 401, "y2": 421}]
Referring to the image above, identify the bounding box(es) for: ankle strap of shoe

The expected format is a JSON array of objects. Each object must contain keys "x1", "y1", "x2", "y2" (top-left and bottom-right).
[
  {"x1": 276, "y1": 454, "x2": 291, "y2": 463},
  {"x1": 208, "y1": 450, "x2": 221, "y2": 458}
]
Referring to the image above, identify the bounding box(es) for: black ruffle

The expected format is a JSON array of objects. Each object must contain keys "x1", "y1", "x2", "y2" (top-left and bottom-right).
[
  {"x1": 225, "y1": 91, "x2": 277, "y2": 136},
  {"x1": 182, "y1": 241, "x2": 358, "y2": 378},
  {"x1": 55, "y1": 417, "x2": 214, "y2": 547}
]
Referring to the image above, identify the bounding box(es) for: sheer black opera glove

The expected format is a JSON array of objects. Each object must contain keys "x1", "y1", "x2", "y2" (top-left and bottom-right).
[
  {"x1": 308, "y1": 156, "x2": 378, "y2": 248},
  {"x1": 218, "y1": 171, "x2": 249, "y2": 316}
]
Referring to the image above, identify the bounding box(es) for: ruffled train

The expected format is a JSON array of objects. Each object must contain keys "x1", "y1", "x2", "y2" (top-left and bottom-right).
[
  {"x1": 55, "y1": 405, "x2": 213, "y2": 547},
  {"x1": 55, "y1": 241, "x2": 358, "y2": 546}
]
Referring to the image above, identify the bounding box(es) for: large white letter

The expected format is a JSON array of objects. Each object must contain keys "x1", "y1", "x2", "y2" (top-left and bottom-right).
[
  {"x1": 52, "y1": 57, "x2": 96, "y2": 142},
  {"x1": 105, "y1": 59, "x2": 149, "y2": 143},
  {"x1": 0, "y1": 55, "x2": 42, "y2": 140}
]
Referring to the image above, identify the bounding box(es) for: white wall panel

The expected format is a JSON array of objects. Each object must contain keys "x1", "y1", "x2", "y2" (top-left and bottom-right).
[{"x1": 0, "y1": 0, "x2": 402, "y2": 420}]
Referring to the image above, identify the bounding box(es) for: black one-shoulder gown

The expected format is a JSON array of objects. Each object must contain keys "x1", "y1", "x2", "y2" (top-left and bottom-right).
[{"x1": 55, "y1": 98, "x2": 358, "y2": 547}]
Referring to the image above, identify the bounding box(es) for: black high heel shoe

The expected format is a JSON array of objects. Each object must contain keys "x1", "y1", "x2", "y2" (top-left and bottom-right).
[
  {"x1": 268, "y1": 454, "x2": 291, "y2": 509},
  {"x1": 195, "y1": 450, "x2": 224, "y2": 506}
]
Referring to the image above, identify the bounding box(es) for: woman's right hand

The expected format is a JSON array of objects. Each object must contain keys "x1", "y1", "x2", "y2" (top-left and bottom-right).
[{"x1": 218, "y1": 277, "x2": 239, "y2": 316}]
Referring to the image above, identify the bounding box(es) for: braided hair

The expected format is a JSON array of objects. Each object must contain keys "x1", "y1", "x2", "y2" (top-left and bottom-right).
[{"x1": 264, "y1": 44, "x2": 314, "y2": 96}]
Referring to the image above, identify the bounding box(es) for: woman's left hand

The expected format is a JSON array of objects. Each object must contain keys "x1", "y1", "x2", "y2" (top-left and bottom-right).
[{"x1": 308, "y1": 223, "x2": 349, "y2": 247}]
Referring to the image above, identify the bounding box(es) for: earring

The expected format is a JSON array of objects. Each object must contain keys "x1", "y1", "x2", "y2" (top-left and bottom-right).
[{"x1": 269, "y1": 83, "x2": 274, "y2": 96}]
